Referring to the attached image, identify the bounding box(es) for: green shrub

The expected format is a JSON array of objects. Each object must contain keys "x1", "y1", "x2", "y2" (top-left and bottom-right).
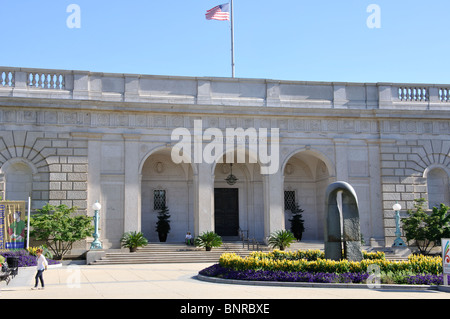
[
  {"x1": 120, "y1": 231, "x2": 148, "y2": 252},
  {"x1": 267, "y1": 230, "x2": 296, "y2": 251},
  {"x1": 195, "y1": 231, "x2": 222, "y2": 251}
]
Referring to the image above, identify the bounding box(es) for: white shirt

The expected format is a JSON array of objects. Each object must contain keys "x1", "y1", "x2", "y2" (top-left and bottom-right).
[{"x1": 36, "y1": 254, "x2": 48, "y2": 271}]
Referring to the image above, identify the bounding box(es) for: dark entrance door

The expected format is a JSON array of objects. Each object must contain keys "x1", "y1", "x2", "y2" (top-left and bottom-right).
[{"x1": 214, "y1": 188, "x2": 239, "y2": 236}]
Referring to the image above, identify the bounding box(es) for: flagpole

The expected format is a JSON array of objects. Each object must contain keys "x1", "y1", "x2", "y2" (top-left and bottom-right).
[{"x1": 230, "y1": 0, "x2": 235, "y2": 78}]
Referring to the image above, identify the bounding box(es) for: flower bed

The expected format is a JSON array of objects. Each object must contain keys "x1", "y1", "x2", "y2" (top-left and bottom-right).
[
  {"x1": 0, "y1": 250, "x2": 60, "y2": 268},
  {"x1": 199, "y1": 264, "x2": 370, "y2": 284},
  {"x1": 198, "y1": 249, "x2": 444, "y2": 286}
]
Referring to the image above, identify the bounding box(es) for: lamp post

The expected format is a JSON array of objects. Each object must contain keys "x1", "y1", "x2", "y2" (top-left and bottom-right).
[
  {"x1": 392, "y1": 202, "x2": 406, "y2": 247},
  {"x1": 90, "y1": 201, "x2": 102, "y2": 250}
]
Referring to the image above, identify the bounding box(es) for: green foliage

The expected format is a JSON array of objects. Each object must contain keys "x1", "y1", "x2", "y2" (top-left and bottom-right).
[
  {"x1": 250, "y1": 249, "x2": 385, "y2": 261},
  {"x1": 288, "y1": 203, "x2": 305, "y2": 241},
  {"x1": 30, "y1": 203, "x2": 94, "y2": 260},
  {"x1": 155, "y1": 204, "x2": 171, "y2": 241},
  {"x1": 219, "y1": 252, "x2": 442, "y2": 275},
  {"x1": 402, "y1": 198, "x2": 450, "y2": 255},
  {"x1": 27, "y1": 245, "x2": 53, "y2": 259},
  {"x1": 267, "y1": 230, "x2": 296, "y2": 251},
  {"x1": 195, "y1": 231, "x2": 223, "y2": 251},
  {"x1": 120, "y1": 231, "x2": 148, "y2": 252}
]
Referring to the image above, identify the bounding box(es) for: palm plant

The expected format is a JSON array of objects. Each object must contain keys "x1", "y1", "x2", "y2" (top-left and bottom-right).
[
  {"x1": 194, "y1": 231, "x2": 223, "y2": 251},
  {"x1": 120, "y1": 231, "x2": 148, "y2": 252},
  {"x1": 268, "y1": 230, "x2": 296, "y2": 251}
]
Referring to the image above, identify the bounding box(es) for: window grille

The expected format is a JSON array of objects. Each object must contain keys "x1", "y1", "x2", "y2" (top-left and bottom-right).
[
  {"x1": 284, "y1": 190, "x2": 296, "y2": 212},
  {"x1": 154, "y1": 190, "x2": 166, "y2": 210}
]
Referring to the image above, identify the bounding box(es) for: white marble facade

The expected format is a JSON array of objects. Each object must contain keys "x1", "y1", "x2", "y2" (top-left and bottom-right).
[{"x1": 1, "y1": 67, "x2": 450, "y2": 251}]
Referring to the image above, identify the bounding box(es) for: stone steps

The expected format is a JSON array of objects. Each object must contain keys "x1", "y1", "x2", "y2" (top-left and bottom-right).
[
  {"x1": 90, "y1": 242, "x2": 265, "y2": 265},
  {"x1": 89, "y1": 241, "x2": 411, "y2": 265}
]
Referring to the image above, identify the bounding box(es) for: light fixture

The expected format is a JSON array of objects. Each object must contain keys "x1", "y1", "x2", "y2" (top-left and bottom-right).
[
  {"x1": 90, "y1": 200, "x2": 103, "y2": 250},
  {"x1": 392, "y1": 202, "x2": 406, "y2": 247},
  {"x1": 225, "y1": 163, "x2": 238, "y2": 185},
  {"x1": 92, "y1": 202, "x2": 102, "y2": 211}
]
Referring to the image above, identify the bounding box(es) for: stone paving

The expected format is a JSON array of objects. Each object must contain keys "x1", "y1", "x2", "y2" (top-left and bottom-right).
[{"x1": 1, "y1": 262, "x2": 449, "y2": 300}]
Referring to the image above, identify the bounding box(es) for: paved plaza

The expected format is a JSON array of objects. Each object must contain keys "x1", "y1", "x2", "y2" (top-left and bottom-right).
[{"x1": 1, "y1": 262, "x2": 449, "y2": 300}]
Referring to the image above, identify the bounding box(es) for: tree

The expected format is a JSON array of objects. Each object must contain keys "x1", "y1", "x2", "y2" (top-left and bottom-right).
[
  {"x1": 288, "y1": 203, "x2": 305, "y2": 241},
  {"x1": 30, "y1": 203, "x2": 94, "y2": 260},
  {"x1": 402, "y1": 198, "x2": 450, "y2": 255},
  {"x1": 155, "y1": 204, "x2": 171, "y2": 242}
]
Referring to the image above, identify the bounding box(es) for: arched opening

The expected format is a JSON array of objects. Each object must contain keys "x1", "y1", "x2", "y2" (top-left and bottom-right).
[
  {"x1": 213, "y1": 151, "x2": 265, "y2": 241},
  {"x1": 283, "y1": 150, "x2": 334, "y2": 241},
  {"x1": 2, "y1": 158, "x2": 36, "y2": 201},
  {"x1": 426, "y1": 167, "x2": 450, "y2": 208},
  {"x1": 140, "y1": 148, "x2": 195, "y2": 242}
]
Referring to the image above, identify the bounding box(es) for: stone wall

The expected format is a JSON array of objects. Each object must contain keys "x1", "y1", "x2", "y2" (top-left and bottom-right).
[{"x1": 0, "y1": 66, "x2": 449, "y2": 250}]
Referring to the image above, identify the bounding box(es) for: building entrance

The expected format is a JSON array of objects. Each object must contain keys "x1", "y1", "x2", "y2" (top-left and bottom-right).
[{"x1": 214, "y1": 188, "x2": 239, "y2": 236}]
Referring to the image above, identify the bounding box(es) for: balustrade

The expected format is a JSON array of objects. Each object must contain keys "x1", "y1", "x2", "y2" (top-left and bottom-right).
[
  {"x1": 27, "y1": 72, "x2": 65, "y2": 89},
  {"x1": 1, "y1": 71, "x2": 14, "y2": 87},
  {"x1": 439, "y1": 88, "x2": 450, "y2": 102},
  {"x1": 0, "y1": 67, "x2": 449, "y2": 108},
  {"x1": 398, "y1": 87, "x2": 428, "y2": 102}
]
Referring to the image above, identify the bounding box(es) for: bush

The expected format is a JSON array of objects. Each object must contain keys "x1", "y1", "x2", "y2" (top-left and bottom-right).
[
  {"x1": 288, "y1": 203, "x2": 305, "y2": 241},
  {"x1": 120, "y1": 231, "x2": 148, "y2": 252},
  {"x1": 267, "y1": 230, "x2": 296, "y2": 251},
  {"x1": 402, "y1": 198, "x2": 450, "y2": 255},
  {"x1": 30, "y1": 203, "x2": 94, "y2": 260},
  {"x1": 195, "y1": 231, "x2": 222, "y2": 251}
]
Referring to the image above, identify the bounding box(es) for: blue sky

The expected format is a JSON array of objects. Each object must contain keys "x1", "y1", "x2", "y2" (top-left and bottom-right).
[{"x1": 1, "y1": 0, "x2": 449, "y2": 84}]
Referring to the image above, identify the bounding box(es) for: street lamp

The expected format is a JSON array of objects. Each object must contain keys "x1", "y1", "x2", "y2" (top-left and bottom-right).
[
  {"x1": 392, "y1": 202, "x2": 406, "y2": 247},
  {"x1": 90, "y1": 201, "x2": 102, "y2": 250}
]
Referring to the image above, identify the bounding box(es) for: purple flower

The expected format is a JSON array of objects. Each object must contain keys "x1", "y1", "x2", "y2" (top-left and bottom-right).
[
  {"x1": 200, "y1": 264, "x2": 370, "y2": 284},
  {"x1": 0, "y1": 250, "x2": 59, "y2": 267},
  {"x1": 406, "y1": 274, "x2": 443, "y2": 285}
]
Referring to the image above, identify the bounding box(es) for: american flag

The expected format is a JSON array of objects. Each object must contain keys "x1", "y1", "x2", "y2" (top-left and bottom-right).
[{"x1": 205, "y1": 3, "x2": 230, "y2": 21}]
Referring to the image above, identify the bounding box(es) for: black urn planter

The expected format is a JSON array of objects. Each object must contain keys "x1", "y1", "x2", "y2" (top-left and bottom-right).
[{"x1": 158, "y1": 233, "x2": 168, "y2": 242}]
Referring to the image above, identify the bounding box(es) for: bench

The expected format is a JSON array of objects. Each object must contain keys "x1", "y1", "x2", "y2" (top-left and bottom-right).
[{"x1": 0, "y1": 266, "x2": 13, "y2": 285}]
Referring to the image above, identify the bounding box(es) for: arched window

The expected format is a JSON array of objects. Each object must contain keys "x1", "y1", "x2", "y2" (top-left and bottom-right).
[{"x1": 427, "y1": 167, "x2": 450, "y2": 209}]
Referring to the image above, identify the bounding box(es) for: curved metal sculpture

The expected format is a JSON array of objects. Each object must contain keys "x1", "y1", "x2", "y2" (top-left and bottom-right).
[{"x1": 324, "y1": 181, "x2": 363, "y2": 261}]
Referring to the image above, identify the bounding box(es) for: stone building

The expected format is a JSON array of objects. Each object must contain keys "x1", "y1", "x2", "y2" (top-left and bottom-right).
[{"x1": 0, "y1": 66, "x2": 449, "y2": 251}]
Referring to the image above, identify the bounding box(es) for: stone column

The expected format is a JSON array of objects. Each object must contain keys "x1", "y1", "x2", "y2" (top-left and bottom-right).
[
  {"x1": 334, "y1": 139, "x2": 349, "y2": 182},
  {"x1": 367, "y1": 140, "x2": 385, "y2": 246},
  {"x1": 86, "y1": 133, "x2": 103, "y2": 213},
  {"x1": 123, "y1": 134, "x2": 141, "y2": 232},
  {"x1": 194, "y1": 162, "x2": 214, "y2": 236},
  {"x1": 263, "y1": 170, "x2": 285, "y2": 240}
]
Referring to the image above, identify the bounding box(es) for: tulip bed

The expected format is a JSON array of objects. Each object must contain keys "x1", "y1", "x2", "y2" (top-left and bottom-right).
[{"x1": 198, "y1": 249, "x2": 444, "y2": 285}]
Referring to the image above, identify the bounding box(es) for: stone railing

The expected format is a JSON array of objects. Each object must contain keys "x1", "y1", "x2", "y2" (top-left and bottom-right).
[
  {"x1": 0, "y1": 66, "x2": 449, "y2": 110},
  {"x1": 27, "y1": 71, "x2": 65, "y2": 90},
  {"x1": 1, "y1": 70, "x2": 14, "y2": 87},
  {"x1": 439, "y1": 88, "x2": 450, "y2": 102},
  {"x1": 397, "y1": 87, "x2": 429, "y2": 102}
]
